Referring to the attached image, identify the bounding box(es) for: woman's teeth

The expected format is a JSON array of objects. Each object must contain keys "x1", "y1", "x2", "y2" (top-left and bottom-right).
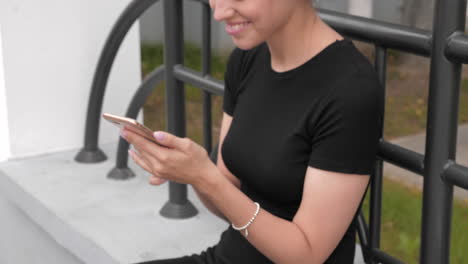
[{"x1": 229, "y1": 22, "x2": 250, "y2": 30}]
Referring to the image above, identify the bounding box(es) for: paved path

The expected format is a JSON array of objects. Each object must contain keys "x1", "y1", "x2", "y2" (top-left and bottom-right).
[{"x1": 384, "y1": 124, "x2": 468, "y2": 202}]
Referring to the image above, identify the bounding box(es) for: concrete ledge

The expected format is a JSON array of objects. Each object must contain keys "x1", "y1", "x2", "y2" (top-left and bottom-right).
[
  {"x1": 0, "y1": 141, "x2": 365, "y2": 263},
  {"x1": 0, "y1": 142, "x2": 229, "y2": 264},
  {"x1": 0, "y1": 192, "x2": 84, "y2": 264}
]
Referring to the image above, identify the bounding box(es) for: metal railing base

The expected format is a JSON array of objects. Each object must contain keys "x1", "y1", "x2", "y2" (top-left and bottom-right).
[
  {"x1": 160, "y1": 200, "x2": 198, "y2": 219},
  {"x1": 75, "y1": 148, "x2": 107, "y2": 163},
  {"x1": 107, "y1": 167, "x2": 136, "y2": 180}
]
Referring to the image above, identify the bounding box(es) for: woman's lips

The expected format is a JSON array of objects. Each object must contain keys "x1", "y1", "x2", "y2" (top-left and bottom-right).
[{"x1": 225, "y1": 22, "x2": 251, "y2": 36}]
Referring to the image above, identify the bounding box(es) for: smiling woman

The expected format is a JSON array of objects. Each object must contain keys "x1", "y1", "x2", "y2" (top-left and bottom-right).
[{"x1": 131, "y1": 0, "x2": 383, "y2": 264}]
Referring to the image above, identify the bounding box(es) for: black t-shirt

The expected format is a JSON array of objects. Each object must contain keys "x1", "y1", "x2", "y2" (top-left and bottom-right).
[{"x1": 208, "y1": 38, "x2": 382, "y2": 263}]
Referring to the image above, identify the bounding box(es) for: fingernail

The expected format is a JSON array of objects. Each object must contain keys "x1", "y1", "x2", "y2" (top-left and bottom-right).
[{"x1": 154, "y1": 131, "x2": 165, "y2": 141}]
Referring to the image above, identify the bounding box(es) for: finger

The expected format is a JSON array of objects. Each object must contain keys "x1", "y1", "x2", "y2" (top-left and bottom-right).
[
  {"x1": 123, "y1": 127, "x2": 167, "y2": 155},
  {"x1": 129, "y1": 149, "x2": 167, "y2": 185},
  {"x1": 131, "y1": 145, "x2": 166, "y2": 173},
  {"x1": 149, "y1": 175, "x2": 168, "y2": 186},
  {"x1": 128, "y1": 149, "x2": 153, "y2": 174},
  {"x1": 152, "y1": 131, "x2": 187, "y2": 150}
]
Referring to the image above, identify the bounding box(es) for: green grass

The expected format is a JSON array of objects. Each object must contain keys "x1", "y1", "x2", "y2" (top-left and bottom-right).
[
  {"x1": 384, "y1": 95, "x2": 428, "y2": 139},
  {"x1": 140, "y1": 42, "x2": 468, "y2": 263},
  {"x1": 384, "y1": 80, "x2": 468, "y2": 139},
  {"x1": 361, "y1": 178, "x2": 468, "y2": 263}
]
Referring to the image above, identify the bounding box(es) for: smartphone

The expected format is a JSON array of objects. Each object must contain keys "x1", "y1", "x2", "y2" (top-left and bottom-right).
[{"x1": 102, "y1": 113, "x2": 163, "y2": 146}]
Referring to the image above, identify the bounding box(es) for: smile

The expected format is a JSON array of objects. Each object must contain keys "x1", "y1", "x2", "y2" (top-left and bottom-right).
[{"x1": 225, "y1": 22, "x2": 251, "y2": 35}]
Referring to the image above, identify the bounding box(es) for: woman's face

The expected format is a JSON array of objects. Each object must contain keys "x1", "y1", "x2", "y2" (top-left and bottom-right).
[{"x1": 209, "y1": 0, "x2": 303, "y2": 50}]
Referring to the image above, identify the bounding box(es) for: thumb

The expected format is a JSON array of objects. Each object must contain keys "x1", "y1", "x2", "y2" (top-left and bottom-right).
[{"x1": 153, "y1": 131, "x2": 180, "y2": 148}]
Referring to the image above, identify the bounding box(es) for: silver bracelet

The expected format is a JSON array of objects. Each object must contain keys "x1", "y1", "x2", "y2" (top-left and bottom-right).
[{"x1": 231, "y1": 202, "x2": 260, "y2": 237}]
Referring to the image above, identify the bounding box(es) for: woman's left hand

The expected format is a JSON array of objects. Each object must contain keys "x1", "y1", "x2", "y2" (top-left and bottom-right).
[{"x1": 120, "y1": 126, "x2": 216, "y2": 187}]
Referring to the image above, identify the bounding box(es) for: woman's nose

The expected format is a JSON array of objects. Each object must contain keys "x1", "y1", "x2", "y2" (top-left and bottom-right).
[{"x1": 212, "y1": 0, "x2": 235, "y2": 22}]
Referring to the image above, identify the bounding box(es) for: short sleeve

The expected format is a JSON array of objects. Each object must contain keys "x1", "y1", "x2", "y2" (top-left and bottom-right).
[
  {"x1": 223, "y1": 48, "x2": 243, "y2": 116},
  {"x1": 307, "y1": 73, "x2": 383, "y2": 175}
]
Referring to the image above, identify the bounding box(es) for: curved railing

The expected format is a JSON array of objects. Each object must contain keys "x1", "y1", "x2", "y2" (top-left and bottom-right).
[
  {"x1": 75, "y1": 0, "x2": 161, "y2": 163},
  {"x1": 107, "y1": 65, "x2": 165, "y2": 180}
]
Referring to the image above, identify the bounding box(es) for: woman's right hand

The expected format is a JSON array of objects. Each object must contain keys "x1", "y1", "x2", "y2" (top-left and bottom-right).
[{"x1": 128, "y1": 149, "x2": 168, "y2": 186}]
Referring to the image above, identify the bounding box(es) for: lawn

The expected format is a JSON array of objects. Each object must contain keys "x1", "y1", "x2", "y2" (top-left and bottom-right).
[
  {"x1": 140, "y1": 42, "x2": 468, "y2": 263},
  {"x1": 361, "y1": 177, "x2": 468, "y2": 263}
]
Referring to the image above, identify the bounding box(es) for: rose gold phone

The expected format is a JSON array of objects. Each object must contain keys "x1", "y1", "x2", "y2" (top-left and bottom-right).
[{"x1": 102, "y1": 113, "x2": 163, "y2": 146}]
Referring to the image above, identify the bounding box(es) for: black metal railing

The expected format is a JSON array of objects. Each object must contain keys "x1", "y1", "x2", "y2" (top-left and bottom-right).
[{"x1": 75, "y1": 0, "x2": 468, "y2": 263}]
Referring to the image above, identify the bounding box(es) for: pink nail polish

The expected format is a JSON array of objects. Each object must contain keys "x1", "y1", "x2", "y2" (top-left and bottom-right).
[{"x1": 154, "y1": 132, "x2": 165, "y2": 141}]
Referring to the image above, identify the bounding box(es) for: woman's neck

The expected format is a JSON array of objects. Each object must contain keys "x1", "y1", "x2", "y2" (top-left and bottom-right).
[{"x1": 266, "y1": 7, "x2": 343, "y2": 73}]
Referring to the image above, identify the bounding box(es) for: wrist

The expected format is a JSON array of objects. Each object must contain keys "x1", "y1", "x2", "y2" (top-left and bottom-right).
[{"x1": 194, "y1": 163, "x2": 226, "y2": 195}]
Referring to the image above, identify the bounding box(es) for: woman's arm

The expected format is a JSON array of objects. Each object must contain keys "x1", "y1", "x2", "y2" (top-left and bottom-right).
[
  {"x1": 193, "y1": 113, "x2": 241, "y2": 222},
  {"x1": 120, "y1": 106, "x2": 368, "y2": 263},
  {"x1": 194, "y1": 165, "x2": 369, "y2": 264}
]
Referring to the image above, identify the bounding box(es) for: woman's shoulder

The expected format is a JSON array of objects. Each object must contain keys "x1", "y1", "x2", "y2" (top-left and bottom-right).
[
  {"x1": 338, "y1": 40, "x2": 379, "y2": 81},
  {"x1": 317, "y1": 41, "x2": 383, "y2": 113},
  {"x1": 328, "y1": 75, "x2": 382, "y2": 127},
  {"x1": 322, "y1": 40, "x2": 380, "y2": 93}
]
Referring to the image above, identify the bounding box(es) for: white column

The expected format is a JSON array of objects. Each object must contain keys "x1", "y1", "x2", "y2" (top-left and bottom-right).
[
  {"x1": 0, "y1": 24, "x2": 11, "y2": 162},
  {"x1": 349, "y1": 0, "x2": 373, "y2": 18},
  {"x1": 0, "y1": 0, "x2": 142, "y2": 160}
]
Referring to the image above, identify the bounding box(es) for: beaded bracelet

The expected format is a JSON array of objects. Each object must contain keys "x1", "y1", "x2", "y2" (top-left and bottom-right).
[{"x1": 231, "y1": 202, "x2": 260, "y2": 237}]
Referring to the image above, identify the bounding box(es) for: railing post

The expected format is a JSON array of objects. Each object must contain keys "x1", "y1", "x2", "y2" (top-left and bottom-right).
[
  {"x1": 420, "y1": 0, "x2": 466, "y2": 263},
  {"x1": 369, "y1": 45, "x2": 387, "y2": 264},
  {"x1": 74, "y1": 0, "x2": 159, "y2": 164},
  {"x1": 160, "y1": 0, "x2": 198, "y2": 219},
  {"x1": 202, "y1": 1, "x2": 213, "y2": 153}
]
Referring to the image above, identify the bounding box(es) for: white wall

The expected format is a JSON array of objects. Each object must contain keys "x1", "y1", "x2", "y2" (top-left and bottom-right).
[
  {"x1": 0, "y1": 0, "x2": 142, "y2": 160},
  {"x1": 0, "y1": 24, "x2": 11, "y2": 162},
  {"x1": 349, "y1": 0, "x2": 373, "y2": 18}
]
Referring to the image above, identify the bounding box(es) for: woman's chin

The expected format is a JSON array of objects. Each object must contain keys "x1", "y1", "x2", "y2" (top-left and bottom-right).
[{"x1": 232, "y1": 38, "x2": 262, "y2": 51}]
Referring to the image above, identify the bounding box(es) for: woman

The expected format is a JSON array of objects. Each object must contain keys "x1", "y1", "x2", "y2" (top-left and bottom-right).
[{"x1": 124, "y1": 0, "x2": 382, "y2": 263}]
